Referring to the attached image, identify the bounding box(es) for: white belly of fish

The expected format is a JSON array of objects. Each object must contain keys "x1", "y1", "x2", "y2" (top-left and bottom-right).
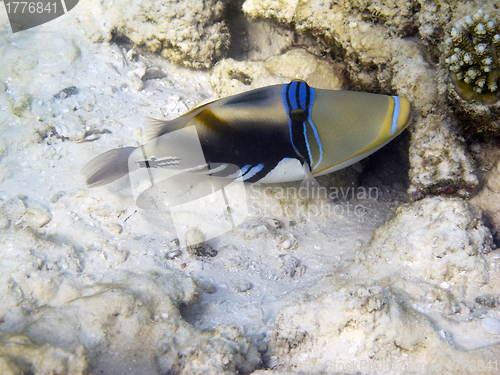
[{"x1": 258, "y1": 158, "x2": 305, "y2": 183}]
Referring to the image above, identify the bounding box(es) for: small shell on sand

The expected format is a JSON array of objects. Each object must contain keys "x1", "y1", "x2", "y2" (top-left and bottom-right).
[{"x1": 278, "y1": 233, "x2": 298, "y2": 250}]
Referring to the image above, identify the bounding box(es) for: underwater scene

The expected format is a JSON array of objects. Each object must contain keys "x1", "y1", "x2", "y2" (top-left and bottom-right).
[{"x1": 0, "y1": 0, "x2": 500, "y2": 374}]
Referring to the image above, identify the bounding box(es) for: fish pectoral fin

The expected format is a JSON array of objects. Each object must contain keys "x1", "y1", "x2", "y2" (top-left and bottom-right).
[{"x1": 300, "y1": 162, "x2": 321, "y2": 199}]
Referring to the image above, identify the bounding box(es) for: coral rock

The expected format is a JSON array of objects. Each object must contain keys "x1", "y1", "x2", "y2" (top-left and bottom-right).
[
  {"x1": 443, "y1": 9, "x2": 500, "y2": 103},
  {"x1": 440, "y1": 8, "x2": 500, "y2": 137},
  {"x1": 408, "y1": 114, "x2": 478, "y2": 199},
  {"x1": 76, "y1": 0, "x2": 230, "y2": 68}
]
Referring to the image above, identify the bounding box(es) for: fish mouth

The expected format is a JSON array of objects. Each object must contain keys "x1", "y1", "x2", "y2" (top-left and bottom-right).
[
  {"x1": 404, "y1": 109, "x2": 413, "y2": 130},
  {"x1": 397, "y1": 98, "x2": 412, "y2": 133}
]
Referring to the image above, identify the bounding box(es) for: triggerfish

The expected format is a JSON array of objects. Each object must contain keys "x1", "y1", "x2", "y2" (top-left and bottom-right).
[{"x1": 82, "y1": 80, "x2": 412, "y2": 188}]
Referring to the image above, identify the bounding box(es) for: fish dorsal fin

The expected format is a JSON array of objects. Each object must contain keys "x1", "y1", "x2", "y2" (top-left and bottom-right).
[
  {"x1": 221, "y1": 86, "x2": 274, "y2": 107},
  {"x1": 144, "y1": 117, "x2": 175, "y2": 141},
  {"x1": 144, "y1": 109, "x2": 203, "y2": 141}
]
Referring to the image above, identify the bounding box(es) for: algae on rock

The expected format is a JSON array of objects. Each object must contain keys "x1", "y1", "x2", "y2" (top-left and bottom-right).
[
  {"x1": 210, "y1": 48, "x2": 346, "y2": 97},
  {"x1": 408, "y1": 114, "x2": 478, "y2": 199},
  {"x1": 75, "y1": 0, "x2": 230, "y2": 68},
  {"x1": 0, "y1": 333, "x2": 88, "y2": 375}
]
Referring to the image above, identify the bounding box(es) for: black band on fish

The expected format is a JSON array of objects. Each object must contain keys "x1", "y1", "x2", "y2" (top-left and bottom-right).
[{"x1": 282, "y1": 80, "x2": 323, "y2": 170}]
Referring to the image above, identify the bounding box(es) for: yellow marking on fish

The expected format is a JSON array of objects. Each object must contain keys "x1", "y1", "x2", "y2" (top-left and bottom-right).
[
  {"x1": 195, "y1": 108, "x2": 239, "y2": 135},
  {"x1": 313, "y1": 96, "x2": 411, "y2": 175}
]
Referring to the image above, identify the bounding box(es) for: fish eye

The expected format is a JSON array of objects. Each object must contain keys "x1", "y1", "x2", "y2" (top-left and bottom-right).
[{"x1": 290, "y1": 108, "x2": 308, "y2": 123}]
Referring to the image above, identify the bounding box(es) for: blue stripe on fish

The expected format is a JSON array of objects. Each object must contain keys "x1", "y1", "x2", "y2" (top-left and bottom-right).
[
  {"x1": 304, "y1": 87, "x2": 323, "y2": 171},
  {"x1": 283, "y1": 83, "x2": 302, "y2": 158},
  {"x1": 299, "y1": 81, "x2": 314, "y2": 167},
  {"x1": 240, "y1": 164, "x2": 251, "y2": 175},
  {"x1": 390, "y1": 96, "x2": 400, "y2": 135},
  {"x1": 225, "y1": 164, "x2": 250, "y2": 179},
  {"x1": 308, "y1": 124, "x2": 323, "y2": 171},
  {"x1": 282, "y1": 80, "x2": 320, "y2": 168},
  {"x1": 243, "y1": 163, "x2": 264, "y2": 181},
  {"x1": 303, "y1": 123, "x2": 313, "y2": 169}
]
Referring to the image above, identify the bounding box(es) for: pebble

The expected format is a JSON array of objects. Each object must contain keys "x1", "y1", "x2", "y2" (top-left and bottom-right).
[
  {"x1": 481, "y1": 317, "x2": 500, "y2": 335},
  {"x1": 105, "y1": 223, "x2": 123, "y2": 235},
  {"x1": 263, "y1": 218, "x2": 282, "y2": 230},
  {"x1": 2, "y1": 196, "x2": 26, "y2": 223},
  {"x1": 21, "y1": 203, "x2": 51, "y2": 228},
  {"x1": 54, "y1": 121, "x2": 84, "y2": 141},
  {"x1": 143, "y1": 69, "x2": 166, "y2": 80},
  {"x1": 201, "y1": 281, "x2": 216, "y2": 294},
  {"x1": 475, "y1": 295, "x2": 499, "y2": 308},
  {"x1": 50, "y1": 192, "x2": 64, "y2": 203},
  {"x1": 282, "y1": 256, "x2": 300, "y2": 277},
  {"x1": 278, "y1": 233, "x2": 298, "y2": 250},
  {"x1": 129, "y1": 75, "x2": 144, "y2": 91},
  {"x1": 125, "y1": 48, "x2": 138, "y2": 62},
  {"x1": 187, "y1": 243, "x2": 218, "y2": 258},
  {"x1": 438, "y1": 330, "x2": 453, "y2": 343},
  {"x1": 233, "y1": 280, "x2": 253, "y2": 293},
  {"x1": 165, "y1": 102, "x2": 177, "y2": 110},
  {"x1": 238, "y1": 221, "x2": 272, "y2": 240},
  {"x1": 166, "y1": 249, "x2": 182, "y2": 259},
  {"x1": 53, "y1": 86, "x2": 78, "y2": 99}
]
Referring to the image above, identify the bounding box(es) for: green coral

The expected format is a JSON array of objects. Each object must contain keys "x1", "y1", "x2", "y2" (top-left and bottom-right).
[{"x1": 444, "y1": 9, "x2": 500, "y2": 104}]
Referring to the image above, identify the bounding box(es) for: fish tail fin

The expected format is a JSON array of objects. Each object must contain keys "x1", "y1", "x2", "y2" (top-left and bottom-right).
[{"x1": 81, "y1": 147, "x2": 136, "y2": 187}]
